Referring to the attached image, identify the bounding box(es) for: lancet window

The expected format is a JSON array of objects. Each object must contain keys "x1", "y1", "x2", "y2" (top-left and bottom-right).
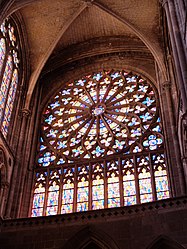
[
  {"x1": 0, "y1": 18, "x2": 19, "y2": 137},
  {"x1": 31, "y1": 70, "x2": 170, "y2": 217}
]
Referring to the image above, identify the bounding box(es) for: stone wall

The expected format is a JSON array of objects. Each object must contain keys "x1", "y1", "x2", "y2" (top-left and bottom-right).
[{"x1": 1, "y1": 197, "x2": 187, "y2": 249}]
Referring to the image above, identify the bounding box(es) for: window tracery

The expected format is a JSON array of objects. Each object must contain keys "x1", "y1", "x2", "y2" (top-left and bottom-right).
[
  {"x1": 0, "y1": 18, "x2": 19, "y2": 137},
  {"x1": 31, "y1": 70, "x2": 170, "y2": 217}
]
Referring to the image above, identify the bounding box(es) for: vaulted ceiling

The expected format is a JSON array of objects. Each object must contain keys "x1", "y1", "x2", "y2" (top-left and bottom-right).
[{"x1": 2, "y1": 0, "x2": 165, "y2": 107}]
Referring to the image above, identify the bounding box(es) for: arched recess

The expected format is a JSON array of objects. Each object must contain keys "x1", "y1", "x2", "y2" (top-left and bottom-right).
[
  {"x1": 61, "y1": 226, "x2": 119, "y2": 249},
  {"x1": 0, "y1": 147, "x2": 8, "y2": 216},
  {"x1": 147, "y1": 235, "x2": 186, "y2": 249},
  {"x1": 0, "y1": 0, "x2": 167, "y2": 110},
  {"x1": 0, "y1": 148, "x2": 7, "y2": 186}
]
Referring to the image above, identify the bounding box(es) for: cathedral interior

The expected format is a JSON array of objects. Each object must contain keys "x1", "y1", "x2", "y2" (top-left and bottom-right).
[{"x1": 0, "y1": 0, "x2": 187, "y2": 248}]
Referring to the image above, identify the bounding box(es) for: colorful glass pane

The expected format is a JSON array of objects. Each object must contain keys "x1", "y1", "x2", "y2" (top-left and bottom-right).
[
  {"x1": 122, "y1": 158, "x2": 136, "y2": 206},
  {"x1": 46, "y1": 206, "x2": 58, "y2": 216},
  {"x1": 153, "y1": 154, "x2": 169, "y2": 200},
  {"x1": 32, "y1": 70, "x2": 170, "y2": 216},
  {"x1": 139, "y1": 169, "x2": 153, "y2": 203},
  {"x1": 62, "y1": 168, "x2": 74, "y2": 214},
  {"x1": 77, "y1": 179, "x2": 89, "y2": 212},
  {"x1": 0, "y1": 18, "x2": 19, "y2": 138},
  {"x1": 62, "y1": 181, "x2": 74, "y2": 214},
  {"x1": 0, "y1": 38, "x2": 6, "y2": 74},
  {"x1": 32, "y1": 183, "x2": 45, "y2": 217},
  {"x1": 39, "y1": 70, "x2": 162, "y2": 164},
  {"x1": 108, "y1": 174, "x2": 120, "y2": 208},
  {"x1": 92, "y1": 182, "x2": 104, "y2": 210},
  {"x1": 31, "y1": 208, "x2": 43, "y2": 217},
  {"x1": 1, "y1": 69, "x2": 18, "y2": 136},
  {"x1": 46, "y1": 181, "x2": 59, "y2": 216},
  {"x1": 0, "y1": 55, "x2": 13, "y2": 120}
]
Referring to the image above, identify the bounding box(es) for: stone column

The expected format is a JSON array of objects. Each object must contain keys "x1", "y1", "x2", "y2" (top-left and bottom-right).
[
  {"x1": 161, "y1": 0, "x2": 187, "y2": 112},
  {"x1": 5, "y1": 108, "x2": 31, "y2": 218},
  {"x1": 0, "y1": 181, "x2": 9, "y2": 217},
  {"x1": 162, "y1": 81, "x2": 186, "y2": 195}
]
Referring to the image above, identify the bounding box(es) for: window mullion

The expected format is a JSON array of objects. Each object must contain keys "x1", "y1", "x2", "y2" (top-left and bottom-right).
[
  {"x1": 73, "y1": 164, "x2": 78, "y2": 213},
  {"x1": 118, "y1": 157, "x2": 124, "y2": 207},
  {"x1": 104, "y1": 160, "x2": 107, "y2": 209},
  {"x1": 43, "y1": 168, "x2": 49, "y2": 216},
  {"x1": 58, "y1": 167, "x2": 63, "y2": 215},
  {"x1": 149, "y1": 152, "x2": 157, "y2": 201},
  {"x1": 134, "y1": 155, "x2": 140, "y2": 204},
  {"x1": 88, "y1": 162, "x2": 92, "y2": 210}
]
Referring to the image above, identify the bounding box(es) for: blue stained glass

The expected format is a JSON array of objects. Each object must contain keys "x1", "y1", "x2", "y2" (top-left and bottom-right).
[
  {"x1": 142, "y1": 97, "x2": 155, "y2": 106},
  {"x1": 140, "y1": 112, "x2": 152, "y2": 122},
  {"x1": 93, "y1": 72, "x2": 102, "y2": 81},
  {"x1": 32, "y1": 208, "x2": 43, "y2": 217}
]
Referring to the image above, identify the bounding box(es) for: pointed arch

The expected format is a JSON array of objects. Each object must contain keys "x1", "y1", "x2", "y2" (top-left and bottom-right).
[
  {"x1": 147, "y1": 235, "x2": 185, "y2": 249},
  {"x1": 0, "y1": 147, "x2": 7, "y2": 185},
  {"x1": 61, "y1": 226, "x2": 120, "y2": 249}
]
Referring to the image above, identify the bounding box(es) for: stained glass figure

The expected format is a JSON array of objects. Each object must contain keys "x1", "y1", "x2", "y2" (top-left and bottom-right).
[
  {"x1": 0, "y1": 38, "x2": 6, "y2": 74},
  {"x1": 77, "y1": 166, "x2": 89, "y2": 212},
  {"x1": 1, "y1": 69, "x2": 18, "y2": 136},
  {"x1": 0, "y1": 55, "x2": 13, "y2": 121},
  {"x1": 0, "y1": 18, "x2": 20, "y2": 137},
  {"x1": 153, "y1": 154, "x2": 169, "y2": 200},
  {"x1": 32, "y1": 70, "x2": 170, "y2": 217},
  {"x1": 122, "y1": 158, "x2": 136, "y2": 206},
  {"x1": 46, "y1": 171, "x2": 60, "y2": 216},
  {"x1": 92, "y1": 163, "x2": 104, "y2": 210},
  {"x1": 32, "y1": 173, "x2": 47, "y2": 217},
  {"x1": 137, "y1": 156, "x2": 153, "y2": 203},
  {"x1": 107, "y1": 161, "x2": 120, "y2": 208},
  {"x1": 61, "y1": 168, "x2": 75, "y2": 214}
]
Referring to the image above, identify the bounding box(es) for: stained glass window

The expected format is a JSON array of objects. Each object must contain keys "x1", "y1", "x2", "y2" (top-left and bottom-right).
[
  {"x1": 0, "y1": 18, "x2": 19, "y2": 138},
  {"x1": 31, "y1": 70, "x2": 170, "y2": 217}
]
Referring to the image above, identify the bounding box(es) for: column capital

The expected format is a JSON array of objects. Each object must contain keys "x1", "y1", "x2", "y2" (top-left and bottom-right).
[
  {"x1": 159, "y1": 0, "x2": 168, "y2": 7},
  {"x1": 162, "y1": 81, "x2": 171, "y2": 91},
  {"x1": 21, "y1": 108, "x2": 31, "y2": 118},
  {"x1": 1, "y1": 181, "x2": 9, "y2": 189},
  {"x1": 82, "y1": 0, "x2": 94, "y2": 7}
]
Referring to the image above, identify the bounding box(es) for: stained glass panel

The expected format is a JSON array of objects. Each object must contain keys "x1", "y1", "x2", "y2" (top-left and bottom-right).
[
  {"x1": 122, "y1": 158, "x2": 136, "y2": 206},
  {"x1": 77, "y1": 179, "x2": 89, "y2": 212},
  {"x1": 32, "y1": 70, "x2": 170, "y2": 217},
  {"x1": 46, "y1": 172, "x2": 60, "y2": 216},
  {"x1": 137, "y1": 156, "x2": 153, "y2": 203},
  {"x1": 153, "y1": 154, "x2": 170, "y2": 200},
  {"x1": 62, "y1": 168, "x2": 74, "y2": 214},
  {"x1": 38, "y1": 70, "x2": 163, "y2": 165},
  {"x1": 107, "y1": 161, "x2": 120, "y2": 208},
  {"x1": 0, "y1": 18, "x2": 19, "y2": 138},
  {"x1": 1, "y1": 69, "x2": 18, "y2": 136},
  {"x1": 32, "y1": 183, "x2": 45, "y2": 217},
  {"x1": 0, "y1": 38, "x2": 6, "y2": 74},
  {"x1": 92, "y1": 163, "x2": 104, "y2": 210},
  {"x1": 0, "y1": 55, "x2": 13, "y2": 120}
]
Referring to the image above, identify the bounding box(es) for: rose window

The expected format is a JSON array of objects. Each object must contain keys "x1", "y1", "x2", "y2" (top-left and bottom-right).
[{"x1": 32, "y1": 70, "x2": 170, "y2": 217}]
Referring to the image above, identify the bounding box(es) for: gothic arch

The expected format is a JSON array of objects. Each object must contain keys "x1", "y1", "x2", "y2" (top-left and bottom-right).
[
  {"x1": 0, "y1": 147, "x2": 7, "y2": 185},
  {"x1": 147, "y1": 235, "x2": 185, "y2": 249},
  {"x1": 1, "y1": 0, "x2": 167, "y2": 110},
  {"x1": 61, "y1": 226, "x2": 119, "y2": 249}
]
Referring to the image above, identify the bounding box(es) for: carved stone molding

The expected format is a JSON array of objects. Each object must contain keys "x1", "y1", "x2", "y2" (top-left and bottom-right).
[
  {"x1": 82, "y1": 0, "x2": 94, "y2": 7},
  {"x1": 159, "y1": 0, "x2": 171, "y2": 7},
  {"x1": 162, "y1": 81, "x2": 171, "y2": 91},
  {"x1": 21, "y1": 108, "x2": 31, "y2": 118},
  {"x1": 0, "y1": 181, "x2": 9, "y2": 189}
]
